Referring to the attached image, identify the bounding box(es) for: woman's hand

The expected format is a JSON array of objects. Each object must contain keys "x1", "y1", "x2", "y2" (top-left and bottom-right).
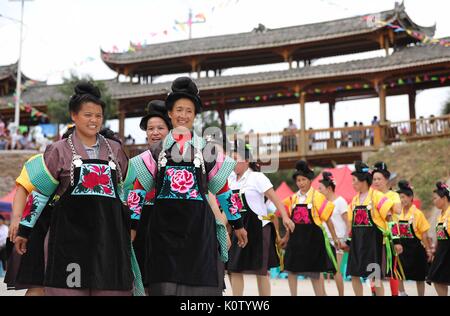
[
  {"x1": 15, "y1": 236, "x2": 28, "y2": 255},
  {"x1": 8, "y1": 215, "x2": 21, "y2": 242},
  {"x1": 131, "y1": 229, "x2": 136, "y2": 242},
  {"x1": 394, "y1": 244, "x2": 403, "y2": 255},
  {"x1": 282, "y1": 216, "x2": 295, "y2": 233},
  {"x1": 226, "y1": 232, "x2": 232, "y2": 250},
  {"x1": 234, "y1": 227, "x2": 248, "y2": 248},
  {"x1": 278, "y1": 235, "x2": 289, "y2": 249}
]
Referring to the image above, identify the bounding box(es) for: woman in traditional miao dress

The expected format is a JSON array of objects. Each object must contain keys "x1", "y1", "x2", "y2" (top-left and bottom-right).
[
  {"x1": 427, "y1": 182, "x2": 450, "y2": 296},
  {"x1": 14, "y1": 82, "x2": 140, "y2": 296},
  {"x1": 126, "y1": 77, "x2": 248, "y2": 296},
  {"x1": 317, "y1": 171, "x2": 349, "y2": 296},
  {"x1": 343, "y1": 161, "x2": 402, "y2": 296},
  {"x1": 395, "y1": 180, "x2": 431, "y2": 296},
  {"x1": 282, "y1": 160, "x2": 340, "y2": 296},
  {"x1": 371, "y1": 161, "x2": 404, "y2": 296},
  {"x1": 127, "y1": 100, "x2": 171, "y2": 292},
  {"x1": 227, "y1": 141, "x2": 294, "y2": 296}
]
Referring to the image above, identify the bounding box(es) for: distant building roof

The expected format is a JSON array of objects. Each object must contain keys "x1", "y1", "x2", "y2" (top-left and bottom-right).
[
  {"x1": 2, "y1": 42, "x2": 449, "y2": 112},
  {"x1": 101, "y1": 2, "x2": 436, "y2": 76}
]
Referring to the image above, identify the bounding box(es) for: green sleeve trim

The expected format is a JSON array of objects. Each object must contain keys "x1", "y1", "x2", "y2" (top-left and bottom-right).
[
  {"x1": 130, "y1": 156, "x2": 154, "y2": 192},
  {"x1": 25, "y1": 154, "x2": 59, "y2": 196},
  {"x1": 208, "y1": 156, "x2": 236, "y2": 195}
]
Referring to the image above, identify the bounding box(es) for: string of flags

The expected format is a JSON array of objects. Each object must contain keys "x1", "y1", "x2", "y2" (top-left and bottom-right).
[
  {"x1": 204, "y1": 73, "x2": 450, "y2": 106},
  {"x1": 103, "y1": 0, "x2": 240, "y2": 54},
  {"x1": 362, "y1": 15, "x2": 450, "y2": 48}
]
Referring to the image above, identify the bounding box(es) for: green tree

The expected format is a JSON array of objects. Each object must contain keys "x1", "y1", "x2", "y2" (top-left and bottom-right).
[{"x1": 47, "y1": 72, "x2": 117, "y2": 124}]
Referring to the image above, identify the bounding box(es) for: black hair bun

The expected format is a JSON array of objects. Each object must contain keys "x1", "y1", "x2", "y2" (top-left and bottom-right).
[
  {"x1": 296, "y1": 160, "x2": 310, "y2": 172},
  {"x1": 147, "y1": 100, "x2": 167, "y2": 114},
  {"x1": 322, "y1": 171, "x2": 332, "y2": 180},
  {"x1": 374, "y1": 161, "x2": 387, "y2": 171},
  {"x1": 74, "y1": 82, "x2": 101, "y2": 99},
  {"x1": 171, "y1": 76, "x2": 199, "y2": 95},
  {"x1": 398, "y1": 180, "x2": 411, "y2": 190},
  {"x1": 354, "y1": 161, "x2": 369, "y2": 173}
]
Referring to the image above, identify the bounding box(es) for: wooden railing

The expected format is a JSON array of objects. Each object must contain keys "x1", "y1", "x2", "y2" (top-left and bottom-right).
[
  {"x1": 381, "y1": 114, "x2": 450, "y2": 144},
  {"x1": 228, "y1": 125, "x2": 382, "y2": 159},
  {"x1": 124, "y1": 115, "x2": 450, "y2": 159}
]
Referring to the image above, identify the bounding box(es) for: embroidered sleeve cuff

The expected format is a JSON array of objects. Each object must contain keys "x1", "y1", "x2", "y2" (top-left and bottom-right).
[
  {"x1": 216, "y1": 190, "x2": 242, "y2": 222},
  {"x1": 17, "y1": 224, "x2": 32, "y2": 239},
  {"x1": 127, "y1": 189, "x2": 146, "y2": 222},
  {"x1": 228, "y1": 218, "x2": 244, "y2": 230}
]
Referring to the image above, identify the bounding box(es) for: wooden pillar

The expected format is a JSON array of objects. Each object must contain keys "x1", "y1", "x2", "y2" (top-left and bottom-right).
[
  {"x1": 379, "y1": 83, "x2": 387, "y2": 123},
  {"x1": 299, "y1": 92, "x2": 307, "y2": 156},
  {"x1": 328, "y1": 100, "x2": 335, "y2": 128},
  {"x1": 329, "y1": 100, "x2": 335, "y2": 146},
  {"x1": 119, "y1": 109, "x2": 125, "y2": 141},
  {"x1": 218, "y1": 108, "x2": 226, "y2": 142},
  {"x1": 409, "y1": 90, "x2": 417, "y2": 135}
]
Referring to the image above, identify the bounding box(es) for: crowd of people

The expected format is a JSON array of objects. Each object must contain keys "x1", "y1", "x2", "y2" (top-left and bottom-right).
[
  {"x1": 0, "y1": 116, "x2": 54, "y2": 152},
  {"x1": 0, "y1": 78, "x2": 449, "y2": 297}
]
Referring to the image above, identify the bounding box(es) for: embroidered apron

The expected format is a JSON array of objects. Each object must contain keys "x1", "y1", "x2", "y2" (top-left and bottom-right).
[
  {"x1": 398, "y1": 215, "x2": 428, "y2": 281},
  {"x1": 284, "y1": 192, "x2": 331, "y2": 273},
  {"x1": 45, "y1": 134, "x2": 133, "y2": 290},
  {"x1": 147, "y1": 147, "x2": 218, "y2": 287},
  {"x1": 427, "y1": 218, "x2": 450, "y2": 284},
  {"x1": 227, "y1": 190, "x2": 279, "y2": 272},
  {"x1": 347, "y1": 195, "x2": 385, "y2": 278}
]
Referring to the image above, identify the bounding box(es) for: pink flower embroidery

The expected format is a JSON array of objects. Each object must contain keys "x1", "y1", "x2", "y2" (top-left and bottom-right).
[
  {"x1": 127, "y1": 191, "x2": 141, "y2": 210},
  {"x1": 391, "y1": 223, "x2": 399, "y2": 236},
  {"x1": 190, "y1": 189, "x2": 198, "y2": 199},
  {"x1": 354, "y1": 209, "x2": 369, "y2": 225},
  {"x1": 437, "y1": 227, "x2": 447, "y2": 240},
  {"x1": 166, "y1": 168, "x2": 175, "y2": 176},
  {"x1": 230, "y1": 194, "x2": 243, "y2": 211},
  {"x1": 133, "y1": 206, "x2": 142, "y2": 216},
  {"x1": 170, "y1": 169, "x2": 194, "y2": 194},
  {"x1": 293, "y1": 206, "x2": 310, "y2": 224}
]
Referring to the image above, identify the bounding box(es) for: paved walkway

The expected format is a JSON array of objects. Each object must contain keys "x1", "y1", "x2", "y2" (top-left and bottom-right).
[{"x1": 0, "y1": 276, "x2": 439, "y2": 296}]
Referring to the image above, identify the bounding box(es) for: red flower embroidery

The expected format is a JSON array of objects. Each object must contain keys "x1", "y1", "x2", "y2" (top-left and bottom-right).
[
  {"x1": 391, "y1": 223, "x2": 399, "y2": 236},
  {"x1": 98, "y1": 173, "x2": 110, "y2": 186},
  {"x1": 170, "y1": 169, "x2": 194, "y2": 194},
  {"x1": 127, "y1": 191, "x2": 141, "y2": 210},
  {"x1": 82, "y1": 172, "x2": 100, "y2": 189},
  {"x1": 354, "y1": 209, "x2": 369, "y2": 225},
  {"x1": 22, "y1": 194, "x2": 34, "y2": 220},
  {"x1": 399, "y1": 224, "x2": 409, "y2": 237}
]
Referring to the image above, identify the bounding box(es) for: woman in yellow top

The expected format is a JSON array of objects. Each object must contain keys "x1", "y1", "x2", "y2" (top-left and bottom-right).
[
  {"x1": 281, "y1": 160, "x2": 340, "y2": 296},
  {"x1": 371, "y1": 161, "x2": 403, "y2": 296},
  {"x1": 344, "y1": 161, "x2": 402, "y2": 296},
  {"x1": 396, "y1": 180, "x2": 431, "y2": 296},
  {"x1": 427, "y1": 182, "x2": 450, "y2": 296}
]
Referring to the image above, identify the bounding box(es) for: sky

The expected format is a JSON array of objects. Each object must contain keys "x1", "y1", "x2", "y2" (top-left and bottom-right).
[{"x1": 1, "y1": 0, "x2": 449, "y2": 143}]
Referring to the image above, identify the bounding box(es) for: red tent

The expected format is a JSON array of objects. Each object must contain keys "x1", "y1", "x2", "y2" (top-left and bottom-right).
[
  {"x1": 275, "y1": 181, "x2": 294, "y2": 201},
  {"x1": 274, "y1": 181, "x2": 294, "y2": 217},
  {"x1": 0, "y1": 187, "x2": 16, "y2": 220},
  {"x1": 311, "y1": 166, "x2": 356, "y2": 203}
]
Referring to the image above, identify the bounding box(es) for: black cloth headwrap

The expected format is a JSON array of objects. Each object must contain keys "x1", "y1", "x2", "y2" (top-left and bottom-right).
[{"x1": 165, "y1": 77, "x2": 202, "y2": 114}]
